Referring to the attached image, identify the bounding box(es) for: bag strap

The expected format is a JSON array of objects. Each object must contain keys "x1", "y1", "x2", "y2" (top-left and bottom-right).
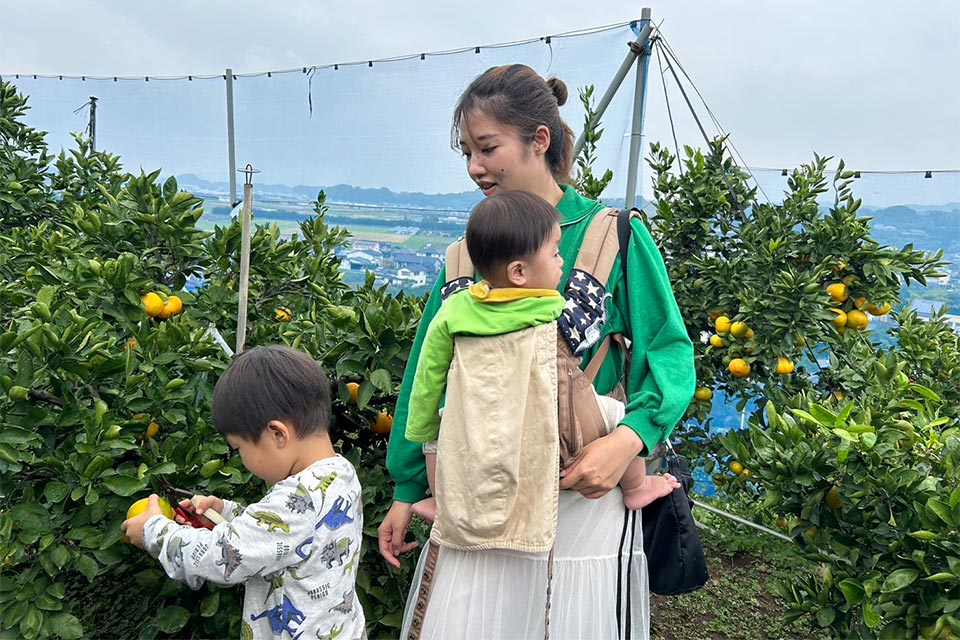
[{"x1": 441, "y1": 239, "x2": 474, "y2": 300}]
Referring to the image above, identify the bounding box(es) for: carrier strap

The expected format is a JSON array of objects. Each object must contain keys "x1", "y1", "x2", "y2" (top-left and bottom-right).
[{"x1": 406, "y1": 540, "x2": 441, "y2": 640}]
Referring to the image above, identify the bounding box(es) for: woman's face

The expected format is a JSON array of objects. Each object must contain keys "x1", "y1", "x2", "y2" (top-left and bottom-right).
[{"x1": 458, "y1": 109, "x2": 550, "y2": 197}]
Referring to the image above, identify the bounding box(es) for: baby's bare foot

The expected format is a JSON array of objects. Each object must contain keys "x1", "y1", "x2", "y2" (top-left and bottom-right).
[
  {"x1": 622, "y1": 473, "x2": 681, "y2": 510},
  {"x1": 411, "y1": 497, "x2": 436, "y2": 524}
]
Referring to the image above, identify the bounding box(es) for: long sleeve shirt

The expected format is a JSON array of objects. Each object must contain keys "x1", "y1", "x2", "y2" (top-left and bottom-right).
[
  {"x1": 387, "y1": 185, "x2": 696, "y2": 503},
  {"x1": 142, "y1": 456, "x2": 365, "y2": 640}
]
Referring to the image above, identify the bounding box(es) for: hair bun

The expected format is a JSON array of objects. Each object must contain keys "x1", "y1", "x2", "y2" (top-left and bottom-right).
[{"x1": 546, "y1": 77, "x2": 568, "y2": 107}]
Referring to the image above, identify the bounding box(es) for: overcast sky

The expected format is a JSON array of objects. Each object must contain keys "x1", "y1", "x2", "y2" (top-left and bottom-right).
[{"x1": 2, "y1": 0, "x2": 958, "y2": 203}]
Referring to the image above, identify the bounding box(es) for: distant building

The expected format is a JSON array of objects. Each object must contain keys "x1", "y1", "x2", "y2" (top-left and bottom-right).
[
  {"x1": 393, "y1": 267, "x2": 428, "y2": 287},
  {"x1": 342, "y1": 250, "x2": 382, "y2": 271}
]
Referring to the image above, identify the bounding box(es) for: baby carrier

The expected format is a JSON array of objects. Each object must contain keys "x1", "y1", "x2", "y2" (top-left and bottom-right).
[{"x1": 443, "y1": 206, "x2": 636, "y2": 468}]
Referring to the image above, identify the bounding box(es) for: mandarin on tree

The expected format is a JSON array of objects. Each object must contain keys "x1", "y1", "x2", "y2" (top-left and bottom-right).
[
  {"x1": 775, "y1": 356, "x2": 795, "y2": 375},
  {"x1": 694, "y1": 386, "x2": 713, "y2": 401},
  {"x1": 846, "y1": 309, "x2": 869, "y2": 330},
  {"x1": 709, "y1": 334, "x2": 726, "y2": 348},
  {"x1": 728, "y1": 358, "x2": 750, "y2": 378},
  {"x1": 164, "y1": 295, "x2": 183, "y2": 316},
  {"x1": 346, "y1": 382, "x2": 359, "y2": 404},
  {"x1": 826, "y1": 282, "x2": 848, "y2": 303},
  {"x1": 372, "y1": 411, "x2": 394, "y2": 435},
  {"x1": 865, "y1": 301, "x2": 892, "y2": 316},
  {"x1": 141, "y1": 292, "x2": 164, "y2": 317},
  {"x1": 729, "y1": 321, "x2": 749, "y2": 339},
  {"x1": 714, "y1": 315, "x2": 732, "y2": 334},
  {"x1": 829, "y1": 308, "x2": 848, "y2": 329}
]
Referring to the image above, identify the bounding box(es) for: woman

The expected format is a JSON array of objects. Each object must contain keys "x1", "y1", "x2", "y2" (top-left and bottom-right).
[{"x1": 378, "y1": 63, "x2": 695, "y2": 639}]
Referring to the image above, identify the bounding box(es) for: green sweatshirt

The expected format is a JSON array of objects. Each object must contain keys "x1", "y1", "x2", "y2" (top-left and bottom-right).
[
  {"x1": 406, "y1": 285, "x2": 565, "y2": 443},
  {"x1": 386, "y1": 185, "x2": 696, "y2": 503}
]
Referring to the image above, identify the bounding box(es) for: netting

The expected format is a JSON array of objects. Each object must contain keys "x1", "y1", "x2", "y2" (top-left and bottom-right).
[{"x1": 4, "y1": 22, "x2": 638, "y2": 202}]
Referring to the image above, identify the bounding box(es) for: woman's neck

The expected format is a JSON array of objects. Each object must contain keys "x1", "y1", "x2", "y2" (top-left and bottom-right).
[{"x1": 526, "y1": 178, "x2": 565, "y2": 207}]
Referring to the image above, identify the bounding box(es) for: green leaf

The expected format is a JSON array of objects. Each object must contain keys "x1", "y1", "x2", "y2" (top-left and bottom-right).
[
  {"x1": 11, "y1": 503, "x2": 51, "y2": 535},
  {"x1": 43, "y1": 481, "x2": 71, "y2": 503},
  {"x1": 75, "y1": 554, "x2": 98, "y2": 581},
  {"x1": 832, "y1": 428, "x2": 857, "y2": 442},
  {"x1": 370, "y1": 368, "x2": 392, "y2": 392},
  {"x1": 101, "y1": 475, "x2": 147, "y2": 497},
  {"x1": 44, "y1": 613, "x2": 83, "y2": 639},
  {"x1": 49, "y1": 546, "x2": 71, "y2": 570},
  {"x1": 910, "y1": 384, "x2": 941, "y2": 401},
  {"x1": 200, "y1": 591, "x2": 220, "y2": 617},
  {"x1": 37, "y1": 285, "x2": 55, "y2": 309},
  {"x1": 154, "y1": 605, "x2": 190, "y2": 633},
  {"x1": 908, "y1": 530, "x2": 940, "y2": 541},
  {"x1": 926, "y1": 498, "x2": 956, "y2": 526},
  {"x1": 924, "y1": 572, "x2": 958, "y2": 582},
  {"x1": 863, "y1": 602, "x2": 881, "y2": 628},
  {"x1": 860, "y1": 432, "x2": 877, "y2": 449},
  {"x1": 21, "y1": 607, "x2": 42, "y2": 639},
  {"x1": 815, "y1": 606, "x2": 836, "y2": 627},
  {"x1": 881, "y1": 568, "x2": 919, "y2": 593},
  {"x1": 838, "y1": 578, "x2": 865, "y2": 606}
]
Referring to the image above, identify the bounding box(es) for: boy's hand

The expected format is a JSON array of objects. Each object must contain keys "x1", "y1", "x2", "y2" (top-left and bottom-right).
[
  {"x1": 120, "y1": 494, "x2": 166, "y2": 549},
  {"x1": 175, "y1": 494, "x2": 225, "y2": 527}
]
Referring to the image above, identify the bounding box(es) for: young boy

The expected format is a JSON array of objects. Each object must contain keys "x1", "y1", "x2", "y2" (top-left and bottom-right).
[
  {"x1": 121, "y1": 345, "x2": 365, "y2": 640},
  {"x1": 406, "y1": 191, "x2": 678, "y2": 524}
]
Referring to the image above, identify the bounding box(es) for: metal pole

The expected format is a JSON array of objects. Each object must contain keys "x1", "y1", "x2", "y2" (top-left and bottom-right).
[
  {"x1": 226, "y1": 68, "x2": 238, "y2": 209},
  {"x1": 572, "y1": 16, "x2": 654, "y2": 159},
  {"x1": 236, "y1": 164, "x2": 259, "y2": 353},
  {"x1": 624, "y1": 8, "x2": 653, "y2": 209},
  {"x1": 89, "y1": 96, "x2": 97, "y2": 152}
]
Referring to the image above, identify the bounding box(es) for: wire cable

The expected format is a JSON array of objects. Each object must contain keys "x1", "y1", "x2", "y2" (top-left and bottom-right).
[{"x1": 1, "y1": 19, "x2": 639, "y2": 81}]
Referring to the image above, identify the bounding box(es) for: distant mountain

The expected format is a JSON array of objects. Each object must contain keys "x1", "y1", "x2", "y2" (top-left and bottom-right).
[{"x1": 176, "y1": 174, "x2": 483, "y2": 212}]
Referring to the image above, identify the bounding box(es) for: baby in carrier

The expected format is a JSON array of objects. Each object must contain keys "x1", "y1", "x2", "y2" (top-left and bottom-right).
[{"x1": 405, "y1": 191, "x2": 679, "y2": 523}]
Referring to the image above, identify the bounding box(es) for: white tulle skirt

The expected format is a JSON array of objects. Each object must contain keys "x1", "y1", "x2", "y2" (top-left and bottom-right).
[{"x1": 400, "y1": 488, "x2": 649, "y2": 640}]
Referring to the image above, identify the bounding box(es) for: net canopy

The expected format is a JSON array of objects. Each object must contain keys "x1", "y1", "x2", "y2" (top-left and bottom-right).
[
  {"x1": 6, "y1": 19, "x2": 956, "y2": 212},
  {"x1": 6, "y1": 22, "x2": 640, "y2": 204}
]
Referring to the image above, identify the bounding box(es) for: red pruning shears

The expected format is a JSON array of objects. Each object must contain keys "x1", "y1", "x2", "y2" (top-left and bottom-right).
[{"x1": 156, "y1": 478, "x2": 223, "y2": 529}]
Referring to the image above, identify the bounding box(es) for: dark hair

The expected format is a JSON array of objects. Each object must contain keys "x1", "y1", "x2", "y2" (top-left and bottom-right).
[
  {"x1": 465, "y1": 191, "x2": 560, "y2": 279},
  {"x1": 212, "y1": 345, "x2": 331, "y2": 442},
  {"x1": 452, "y1": 64, "x2": 575, "y2": 183}
]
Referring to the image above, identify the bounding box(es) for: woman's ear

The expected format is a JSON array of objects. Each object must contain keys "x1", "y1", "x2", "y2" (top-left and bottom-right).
[{"x1": 532, "y1": 125, "x2": 551, "y2": 156}]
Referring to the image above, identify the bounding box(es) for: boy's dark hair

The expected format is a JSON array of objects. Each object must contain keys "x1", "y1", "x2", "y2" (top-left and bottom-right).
[
  {"x1": 465, "y1": 191, "x2": 560, "y2": 280},
  {"x1": 212, "y1": 345, "x2": 331, "y2": 441}
]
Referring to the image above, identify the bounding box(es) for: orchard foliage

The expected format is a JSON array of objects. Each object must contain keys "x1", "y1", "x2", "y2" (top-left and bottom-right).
[
  {"x1": 0, "y1": 80, "x2": 423, "y2": 639},
  {"x1": 645, "y1": 141, "x2": 958, "y2": 638}
]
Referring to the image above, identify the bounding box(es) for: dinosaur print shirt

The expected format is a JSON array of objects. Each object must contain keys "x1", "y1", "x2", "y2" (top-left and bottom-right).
[{"x1": 142, "y1": 455, "x2": 365, "y2": 640}]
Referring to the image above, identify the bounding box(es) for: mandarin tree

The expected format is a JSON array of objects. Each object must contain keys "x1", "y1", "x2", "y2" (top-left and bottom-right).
[{"x1": 0, "y1": 80, "x2": 422, "y2": 640}]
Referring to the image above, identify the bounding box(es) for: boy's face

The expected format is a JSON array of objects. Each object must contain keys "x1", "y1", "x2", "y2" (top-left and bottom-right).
[
  {"x1": 523, "y1": 223, "x2": 564, "y2": 290},
  {"x1": 226, "y1": 431, "x2": 289, "y2": 486}
]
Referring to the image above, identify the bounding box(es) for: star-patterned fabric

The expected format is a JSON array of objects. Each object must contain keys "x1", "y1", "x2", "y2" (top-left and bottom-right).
[
  {"x1": 440, "y1": 277, "x2": 472, "y2": 301},
  {"x1": 557, "y1": 269, "x2": 609, "y2": 355}
]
